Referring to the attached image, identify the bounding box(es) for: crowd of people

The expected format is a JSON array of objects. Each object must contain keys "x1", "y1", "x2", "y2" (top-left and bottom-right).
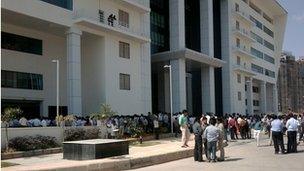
[
  {"x1": 2, "y1": 109, "x2": 304, "y2": 157},
  {"x1": 175, "y1": 110, "x2": 304, "y2": 163}
]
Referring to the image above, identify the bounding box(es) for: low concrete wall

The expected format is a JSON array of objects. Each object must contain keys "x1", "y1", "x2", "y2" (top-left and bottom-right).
[{"x1": 1, "y1": 126, "x2": 98, "y2": 149}]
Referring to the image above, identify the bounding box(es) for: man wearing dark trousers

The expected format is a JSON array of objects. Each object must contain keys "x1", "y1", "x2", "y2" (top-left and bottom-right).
[
  {"x1": 192, "y1": 117, "x2": 203, "y2": 162},
  {"x1": 286, "y1": 114, "x2": 299, "y2": 153},
  {"x1": 271, "y1": 115, "x2": 286, "y2": 154},
  {"x1": 201, "y1": 116, "x2": 209, "y2": 160}
]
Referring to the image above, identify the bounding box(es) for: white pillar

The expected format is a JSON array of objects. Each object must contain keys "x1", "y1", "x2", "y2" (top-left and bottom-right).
[
  {"x1": 273, "y1": 84, "x2": 279, "y2": 114},
  {"x1": 66, "y1": 27, "x2": 82, "y2": 115},
  {"x1": 169, "y1": 0, "x2": 185, "y2": 50},
  {"x1": 201, "y1": 66, "x2": 215, "y2": 113},
  {"x1": 200, "y1": 0, "x2": 214, "y2": 56},
  {"x1": 260, "y1": 81, "x2": 267, "y2": 113},
  {"x1": 200, "y1": 0, "x2": 215, "y2": 114},
  {"x1": 140, "y1": 12, "x2": 152, "y2": 113},
  {"x1": 171, "y1": 58, "x2": 187, "y2": 113},
  {"x1": 246, "y1": 78, "x2": 253, "y2": 115},
  {"x1": 186, "y1": 73, "x2": 193, "y2": 115}
]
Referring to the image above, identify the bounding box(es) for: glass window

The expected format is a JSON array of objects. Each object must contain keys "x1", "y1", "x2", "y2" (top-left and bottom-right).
[
  {"x1": 264, "y1": 40, "x2": 274, "y2": 51},
  {"x1": 237, "y1": 56, "x2": 241, "y2": 65},
  {"x1": 263, "y1": 13, "x2": 273, "y2": 24},
  {"x1": 249, "y1": 1, "x2": 261, "y2": 14},
  {"x1": 119, "y1": 73, "x2": 130, "y2": 90},
  {"x1": 40, "y1": 0, "x2": 73, "y2": 10},
  {"x1": 249, "y1": 16, "x2": 262, "y2": 30},
  {"x1": 235, "y1": 3, "x2": 239, "y2": 12},
  {"x1": 238, "y1": 92, "x2": 242, "y2": 101},
  {"x1": 2, "y1": 32, "x2": 43, "y2": 55},
  {"x1": 252, "y1": 86, "x2": 259, "y2": 93},
  {"x1": 236, "y1": 21, "x2": 240, "y2": 30},
  {"x1": 253, "y1": 100, "x2": 260, "y2": 106},
  {"x1": 236, "y1": 38, "x2": 240, "y2": 48},
  {"x1": 250, "y1": 47, "x2": 263, "y2": 59},
  {"x1": 237, "y1": 74, "x2": 241, "y2": 83},
  {"x1": 1, "y1": 70, "x2": 43, "y2": 90},
  {"x1": 265, "y1": 69, "x2": 275, "y2": 78},
  {"x1": 119, "y1": 41, "x2": 130, "y2": 59},
  {"x1": 251, "y1": 64, "x2": 264, "y2": 74},
  {"x1": 263, "y1": 25, "x2": 274, "y2": 38},
  {"x1": 264, "y1": 53, "x2": 275, "y2": 64},
  {"x1": 119, "y1": 10, "x2": 129, "y2": 28},
  {"x1": 250, "y1": 31, "x2": 263, "y2": 45}
]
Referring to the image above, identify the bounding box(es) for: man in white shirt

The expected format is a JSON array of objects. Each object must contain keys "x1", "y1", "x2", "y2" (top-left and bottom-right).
[{"x1": 286, "y1": 114, "x2": 299, "y2": 153}]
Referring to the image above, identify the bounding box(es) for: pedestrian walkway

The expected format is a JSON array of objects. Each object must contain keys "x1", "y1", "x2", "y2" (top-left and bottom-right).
[
  {"x1": 1, "y1": 134, "x2": 279, "y2": 171},
  {"x1": 132, "y1": 135, "x2": 304, "y2": 171},
  {"x1": 2, "y1": 137, "x2": 195, "y2": 171}
]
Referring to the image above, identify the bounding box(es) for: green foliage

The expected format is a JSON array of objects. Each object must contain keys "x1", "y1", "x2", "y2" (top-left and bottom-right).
[
  {"x1": 90, "y1": 104, "x2": 116, "y2": 120},
  {"x1": 129, "y1": 123, "x2": 144, "y2": 138},
  {"x1": 8, "y1": 135, "x2": 59, "y2": 151},
  {"x1": 1, "y1": 107, "x2": 23, "y2": 122},
  {"x1": 64, "y1": 127, "x2": 99, "y2": 141}
]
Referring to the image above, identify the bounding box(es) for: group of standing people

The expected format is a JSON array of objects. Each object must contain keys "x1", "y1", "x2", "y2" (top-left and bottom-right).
[{"x1": 178, "y1": 110, "x2": 226, "y2": 162}]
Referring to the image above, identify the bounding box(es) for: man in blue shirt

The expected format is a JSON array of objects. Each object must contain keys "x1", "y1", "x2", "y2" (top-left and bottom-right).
[{"x1": 271, "y1": 115, "x2": 286, "y2": 154}]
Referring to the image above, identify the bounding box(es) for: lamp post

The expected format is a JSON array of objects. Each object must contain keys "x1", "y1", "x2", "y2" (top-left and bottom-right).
[
  {"x1": 164, "y1": 65, "x2": 173, "y2": 134},
  {"x1": 52, "y1": 60, "x2": 60, "y2": 121}
]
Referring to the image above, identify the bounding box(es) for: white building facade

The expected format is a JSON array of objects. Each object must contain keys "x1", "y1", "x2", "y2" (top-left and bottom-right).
[
  {"x1": 1, "y1": 0, "x2": 151, "y2": 117},
  {"x1": 221, "y1": 0, "x2": 287, "y2": 115}
]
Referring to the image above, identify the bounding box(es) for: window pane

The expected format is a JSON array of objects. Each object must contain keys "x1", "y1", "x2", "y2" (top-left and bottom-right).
[{"x1": 1, "y1": 32, "x2": 42, "y2": 55}]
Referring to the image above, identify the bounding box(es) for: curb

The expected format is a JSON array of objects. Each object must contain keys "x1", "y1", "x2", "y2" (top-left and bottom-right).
[
  {"x1": 1, "y1": 148, "x2": 63, "y2": 160},
  {"x1": 30, "y1": 148, "x2": 194, "y2": 171}
]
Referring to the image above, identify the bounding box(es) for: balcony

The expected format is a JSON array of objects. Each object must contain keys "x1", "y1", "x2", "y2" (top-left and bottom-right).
[
  {"x1": 233, "y1": 45, "x2": 256, "y2": 59},
  {"x1": 114, "y1": 0, "x2": 150, "y2": 13},
  {"x1": 73, "y1": 9, "x2": 150, "y2": 43},
  {"x1": 234, "y1": 63, "x2": 256, "y2": 76},
  {"x1": 233, "y1": 27, "x2": 256, "y2": 43},
  {"x1": 232, "y1": 9, "x2": 254, "y2": 26}
]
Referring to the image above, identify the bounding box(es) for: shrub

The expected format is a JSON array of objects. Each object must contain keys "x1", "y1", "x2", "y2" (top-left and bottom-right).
[
  {"x1": 9, "y1": 135, "x2": 59, "y2": 151},
  {"x1": 64, "y1": 127, "x2": 100, "y2": 141}
]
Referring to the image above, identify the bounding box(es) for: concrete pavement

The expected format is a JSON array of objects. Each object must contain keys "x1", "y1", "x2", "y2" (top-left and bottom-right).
[{"x1": 131, "y1": 136, "x2": 304, "y2": 171}]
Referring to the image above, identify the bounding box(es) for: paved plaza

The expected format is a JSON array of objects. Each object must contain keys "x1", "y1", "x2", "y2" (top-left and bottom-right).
[
  {"x1": 2, "y1": 134, "x2": 304, "y2": 171},
  {"x1": 132, "y1": 136, "x2": 304, "y2": 171}
]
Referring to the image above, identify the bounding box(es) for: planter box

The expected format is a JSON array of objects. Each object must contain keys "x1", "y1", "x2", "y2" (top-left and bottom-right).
[{"x1": 63, "y1": 139, "x2": 129, "y2": 160}]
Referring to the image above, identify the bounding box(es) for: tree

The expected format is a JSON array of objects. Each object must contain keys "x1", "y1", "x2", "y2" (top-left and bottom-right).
[
  {"x1": 90, "y1": 104, "x2": 116, "y2": 120},
  {"x1": 1, "y1": 107, "x2": 22, "y2": 151}
]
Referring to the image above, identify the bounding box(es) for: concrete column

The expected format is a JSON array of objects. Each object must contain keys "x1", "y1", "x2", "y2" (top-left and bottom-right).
[
  {"x1": 200, "y1": 0, "x2": 215, "y2": 114},
  {"x1": 171, "y1": 58, "x2": 187, "y2": 113},
  {"x1": 66, "y1": 27, "x2": 82, "y2": 115},
  {"x1": 273, "y1": 84, "x2": 279, "y2": 114},
  {"x1": 246, "y1": 78, "x2": 253, "y2": 115},
  {"x1": 140, "y1": 12, "x2": 152, "y2": 113},
  {"x1": 260, "y1": 81, "x2": 267, "y2": 114},
  {"x1": 186, "y1": 73, "x2": 193, "y2": 115},
  {"x1": 201, "y1": 66, "x2": 215, "y2": 113},
  {"x1": 200, "y1": 0, "x2": 214, "y2": 57},
  {"x1": 169, "y1": 0, "x2": 185, "y2": 50}
]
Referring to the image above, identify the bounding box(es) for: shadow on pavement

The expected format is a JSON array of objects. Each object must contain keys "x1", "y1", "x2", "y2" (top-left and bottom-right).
[{"x1": 223, "y1": 157, "x2": 243, "y2": 162}]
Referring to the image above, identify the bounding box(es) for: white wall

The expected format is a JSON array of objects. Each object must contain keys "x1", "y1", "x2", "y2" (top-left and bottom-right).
[
  {"x1": 1, "y1": 23, "x2": 67, "y2": 116},
  {"x1": 81, "y1": 34, "x2": 106, "y2": 115}
]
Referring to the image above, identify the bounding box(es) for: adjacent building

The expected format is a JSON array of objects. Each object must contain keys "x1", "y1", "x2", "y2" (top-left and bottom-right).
[
  {"x1": 150, "y1": 0, "x2": 287, "y2": 115},
  {"x1": 278, "y1": 52, "x2": 304, "y2": 113},
  {"x1": 1, "y1": 0, "x2": 151, "y2": 118}
]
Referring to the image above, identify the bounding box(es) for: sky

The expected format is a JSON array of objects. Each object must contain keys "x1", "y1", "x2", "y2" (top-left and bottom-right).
[{"x1": 277, "y1": 0, "x2": 304, "y2": 58}]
